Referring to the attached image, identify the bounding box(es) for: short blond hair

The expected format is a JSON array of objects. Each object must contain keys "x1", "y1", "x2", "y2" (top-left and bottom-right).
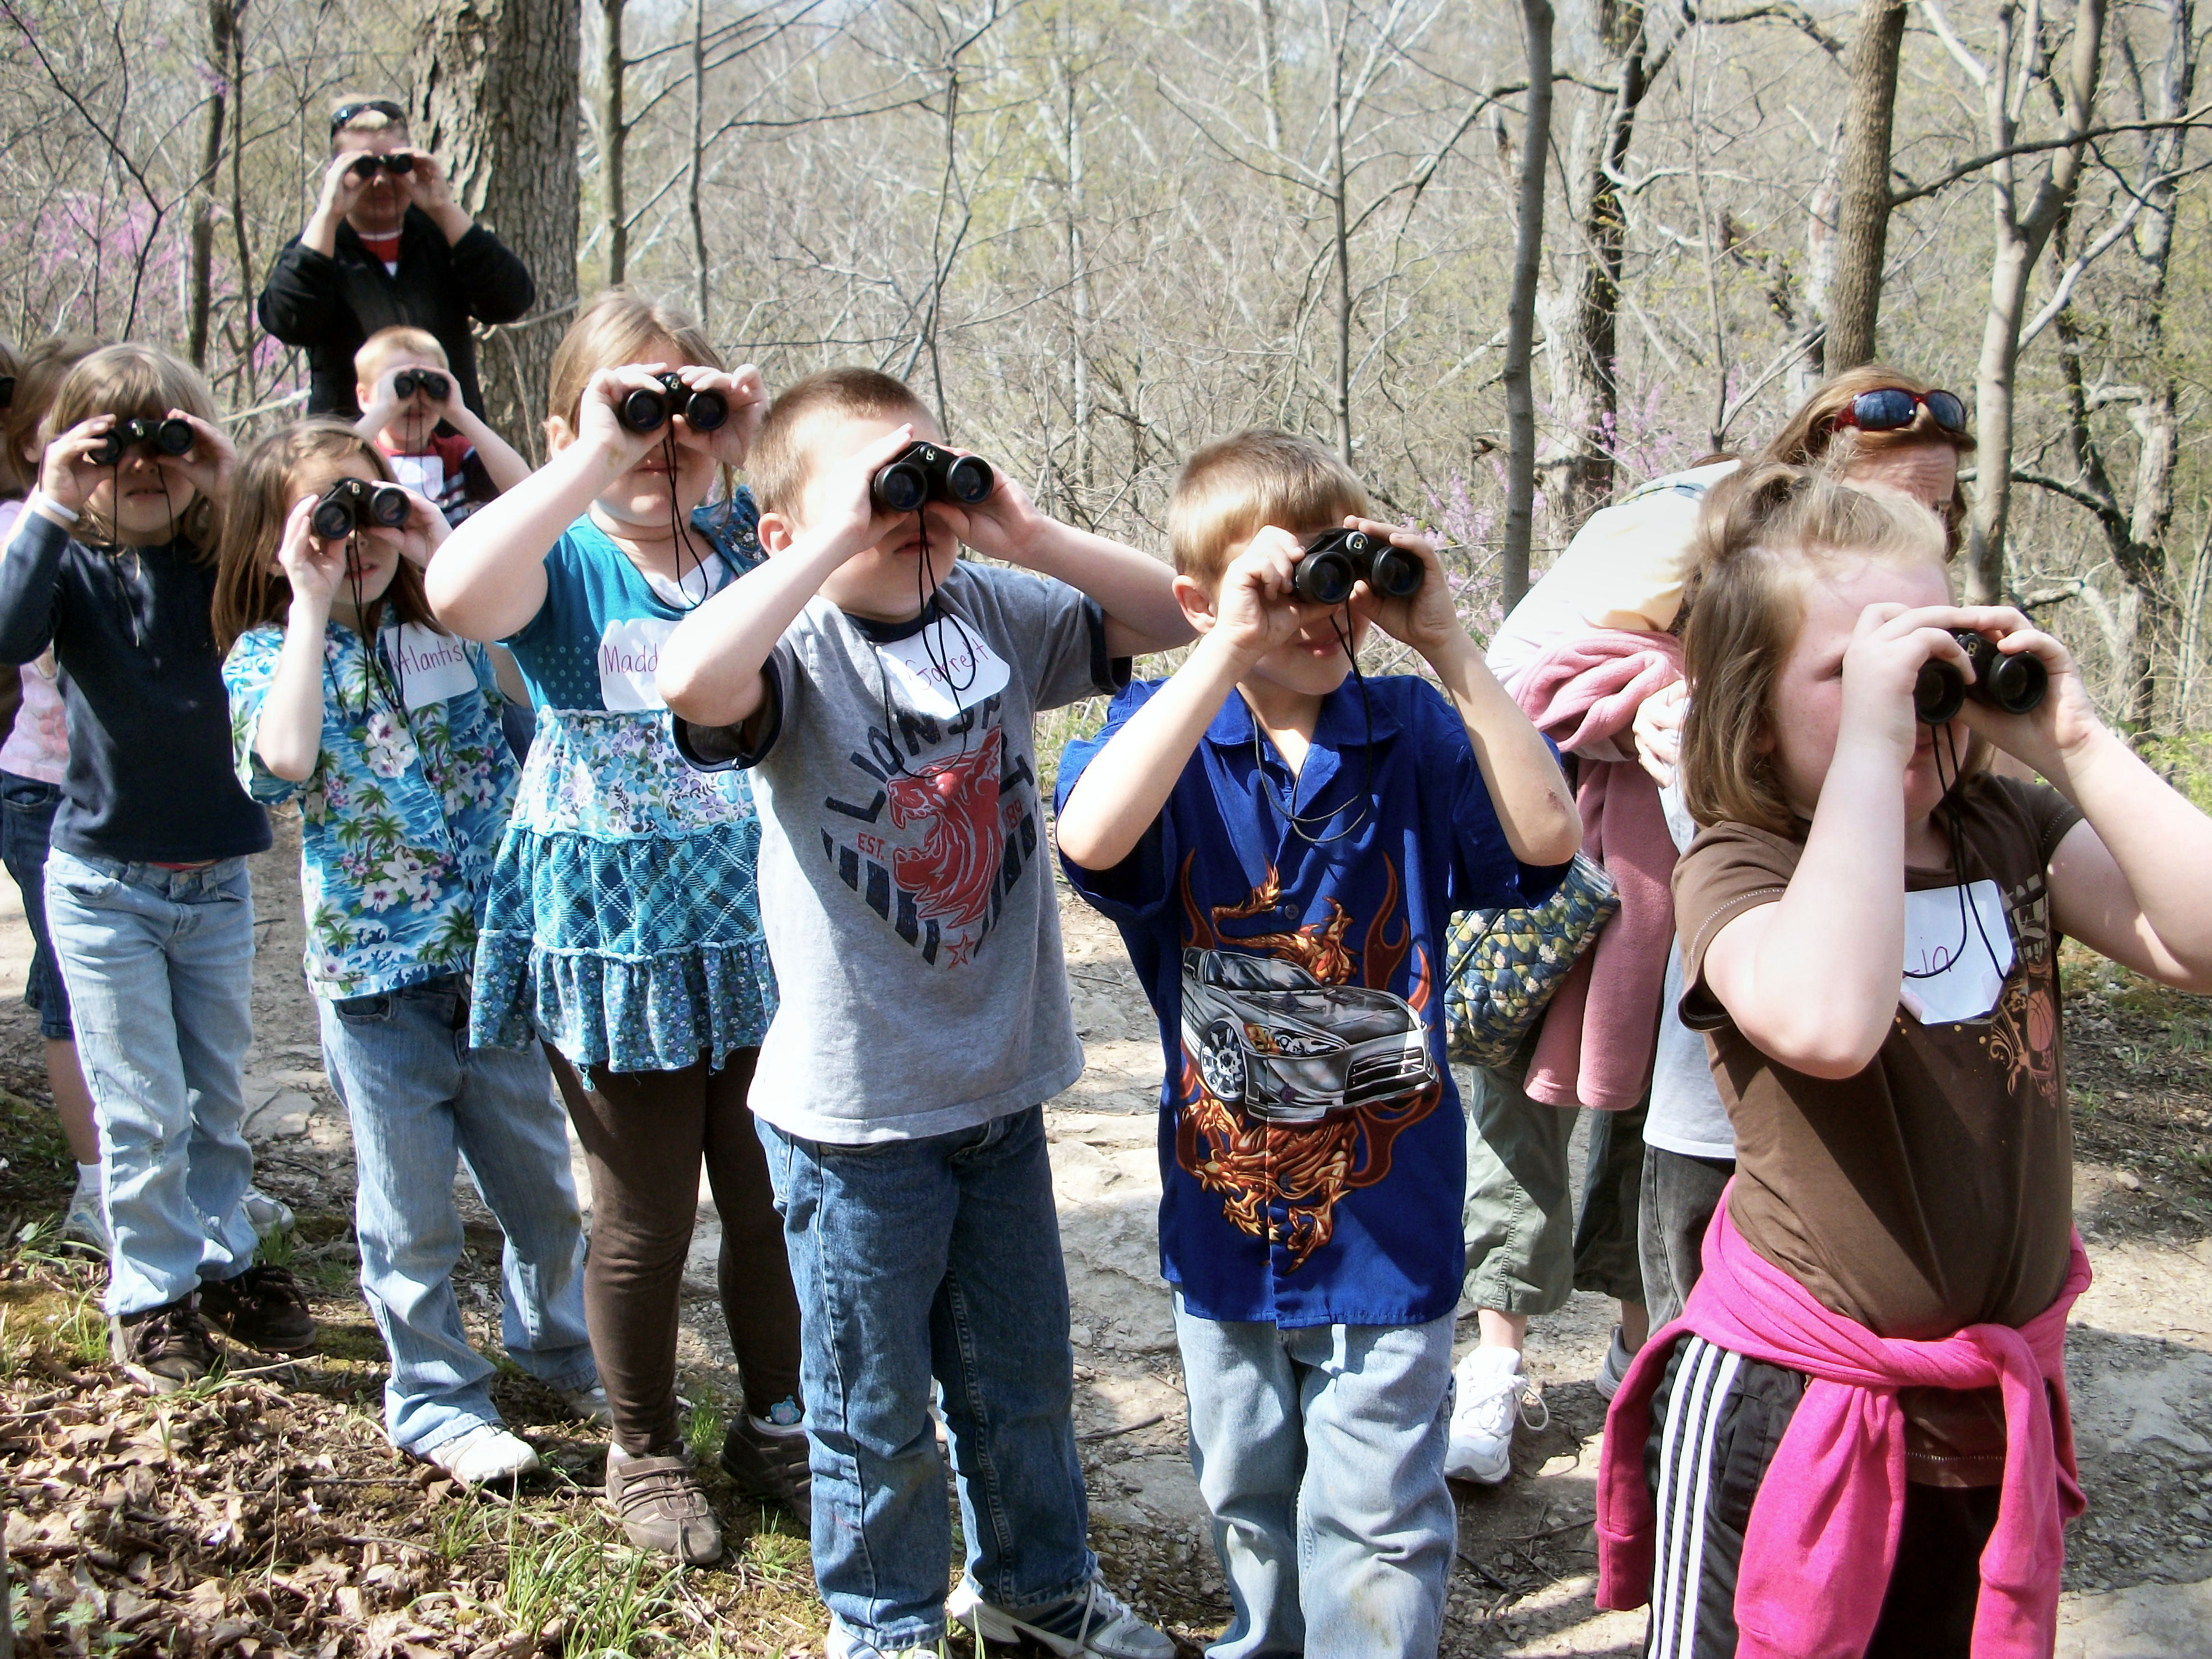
[
  {"x1": 1167, "y1": 431, "x2": 1369, "y2": 586},
  {"x1": 750, "y1": 368, "x2": 932, "y2": 518},
  {"x1": 546, "y1": 289, "x2": 720, "y2": 440},
  {"x1": 356, "y1": 327, "x2": 448, "y2": 388},
  {"x1": 330, "y1": 96, "x2": 408, "y2": 147},
  {"x1": 1681, "y1": 460, "x2": 1953, "y2": 835}
]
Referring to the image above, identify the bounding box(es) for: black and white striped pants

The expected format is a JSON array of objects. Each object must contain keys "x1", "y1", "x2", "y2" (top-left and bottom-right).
[{"x1": 1640, "y1": 1334, "x2": 2001, "y2": 1659}]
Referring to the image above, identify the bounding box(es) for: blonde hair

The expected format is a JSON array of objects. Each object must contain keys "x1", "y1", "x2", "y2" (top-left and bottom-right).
[
  {"x1": 212, "y1": 420, "x2": 441, "y2": 654},
  {"x1": 330, "y1": 96, "x2": 408, "y2": 147},
  {"x1": 1, "y1": 333, "x2": 104, "y2": 500},
  {"x1": 546, "y1": 289, "x2": 721, "y2": 442},
  {"x1": 48, "y1": 344, "x2": 221, "y2": 556},
  {"x1": 1167, "y1": 431, "x2": 1370, "y2": 585},
  {"x1": 750, "y1": 367, "x2": 932, "y2": 518},
  {"x1": 1681, "y1": 460, "x2": 1952, "y2": 835},
  {"x1": 355, "y1": 326, "x2": 448, "y2": 387}
]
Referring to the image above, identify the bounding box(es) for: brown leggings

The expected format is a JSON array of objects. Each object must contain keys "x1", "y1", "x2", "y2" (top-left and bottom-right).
[{"x1": 548, "y1": 1047, "x2": 802, "y2": 1455}]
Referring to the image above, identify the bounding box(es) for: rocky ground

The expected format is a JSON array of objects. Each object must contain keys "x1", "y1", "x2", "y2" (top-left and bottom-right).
[{"x1": 1, "y1": 812, "x2": 2208, "y2": 1656}]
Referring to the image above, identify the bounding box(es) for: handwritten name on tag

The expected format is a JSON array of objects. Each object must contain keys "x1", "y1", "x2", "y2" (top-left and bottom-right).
[
  {"x1": 877, "y1": 616, "x2": 1009, "y2": 719},
  {"x1": 1897, "y1": 879, "x2": 2015, "y2": 1025},
  {"x1": 598, "y1": 617, "x2": 681, "y2": 712},
  {"x1": 383, "y1": 624, "x2": 477, "y2": 709}
]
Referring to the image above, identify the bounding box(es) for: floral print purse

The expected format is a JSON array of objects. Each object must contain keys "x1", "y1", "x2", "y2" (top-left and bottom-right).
[{"x1": 1443, "y1": 851, "x2": 1620, "y2": 1068}]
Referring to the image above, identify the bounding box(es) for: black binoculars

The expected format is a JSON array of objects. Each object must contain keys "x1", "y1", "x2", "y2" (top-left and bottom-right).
[
  {"x1": 871, "y1": 442, "x2": 994, "y2": 515},
  {"x1": 88, "y1": 417, "x2": 195, "y2": 467},
  {"x1": 392, "y1": 368, "x2": 449, "y2": 402},
  {"x1": 1292, "y1": 528, "x2": 1423, "y2": 606},
  {"x1": 618, "y1": 372, "x2": 727, "y2": 435},
  {"x1": 1913, "y1": 632, "x2": 2047, "y2": 723},
  {"x1": 349, "y1": 152, "x2": 415, "y2": 179},
  {"x1": 312, "y1": 478, "x2": 411, "y2": 540},
  {"x1": 0, "y1": 375, "x2": 14, "y2": 409}
]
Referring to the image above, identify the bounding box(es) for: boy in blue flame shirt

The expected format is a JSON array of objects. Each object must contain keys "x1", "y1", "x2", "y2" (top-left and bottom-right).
[{"x1": 1055, "y1": 432, "x2": 1579, "y2": 1659}]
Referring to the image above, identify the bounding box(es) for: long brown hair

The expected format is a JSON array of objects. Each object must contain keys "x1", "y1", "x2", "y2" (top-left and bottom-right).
[
  {"x1": 213, "y1": 420, "x2": 441, "y2": 654},
  {"x1": 1, "y1": 335, "x2": 107, "y2": 500},
  {"x1": 1680, "y1": 460, "x2": 1953, "y2": 834},
  {"x1": 1757, "y1": 363, "x2": 1975, "y2": 552},
  {"x1": 47, "y1": 344, "x2": 222, "y2": 555},
  {"x1": 546, "y1": 289, "x2": 721, "y2": 441}
]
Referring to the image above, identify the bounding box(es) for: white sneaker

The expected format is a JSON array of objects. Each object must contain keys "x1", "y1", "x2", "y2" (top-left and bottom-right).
[
  {"x1": 822, "y1": 1619, "x2": 943, "y2": 1658},
  {"x1": 424, "y1": 1423, "x2": 540, "y2": 1486},
  {"x1": 1447, "y1": 1345, "x2": 1548, "y2": 1485},
  {"x1": 63, "y1": 1182, "x2": 110, "y2": 1254},
  {"x1": 556, "y1": 1381, "x2": 613, "y2": 1426},
  {"x1": 1594, "y1": 1326, "x2": 1633, "y2": 1401},
  {"x1": 948, "y1": 1573, "x2": 1175, "y2": 1659},
  {"x1": 241, "y1": 1187, "x2": 294, "y2": 1238}
]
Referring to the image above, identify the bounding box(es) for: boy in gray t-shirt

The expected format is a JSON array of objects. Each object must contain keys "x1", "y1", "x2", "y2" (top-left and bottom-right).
[{"x1": 662, "y1": 368, "x2": 1190, "y2": 1659}]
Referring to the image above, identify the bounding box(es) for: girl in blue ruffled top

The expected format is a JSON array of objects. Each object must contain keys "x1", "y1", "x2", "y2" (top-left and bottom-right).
[
  {"x1": 216, "y1": 419, "x2": 600, "y2": 1487},
  {"x1": 426, "y1": 290, "x2": 804, "y2": 1566}
]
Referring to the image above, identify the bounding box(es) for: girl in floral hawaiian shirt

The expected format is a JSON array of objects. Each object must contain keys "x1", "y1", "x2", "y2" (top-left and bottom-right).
[
  {"x1": 421, "y1": 291, "x2": 805, "y2": 1566},
  {"x1": 217, "y1": 420, "x2": 602, "y2": 1488}
]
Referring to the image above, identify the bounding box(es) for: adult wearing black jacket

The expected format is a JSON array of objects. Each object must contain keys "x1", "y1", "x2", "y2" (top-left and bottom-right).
[{"x1": 258, "y1": 98, "x2": 534, "y2": 420}]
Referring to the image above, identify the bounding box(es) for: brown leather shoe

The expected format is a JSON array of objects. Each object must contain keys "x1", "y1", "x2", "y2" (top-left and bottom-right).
[
  {"x1": 109, "y1": 1295, "x2": 222, "y2": 1395},
  {"x1": 605, "y1": 1444, "x2": 722, "y2": 1564},
  {"x1": 199, "y1": 1264, "x2": 317, "y2": 1354}
]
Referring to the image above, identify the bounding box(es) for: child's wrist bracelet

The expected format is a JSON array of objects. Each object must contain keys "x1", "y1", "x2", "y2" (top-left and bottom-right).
[{"x1": 28, "y1": 492, "x2": 79, "y2": 525}]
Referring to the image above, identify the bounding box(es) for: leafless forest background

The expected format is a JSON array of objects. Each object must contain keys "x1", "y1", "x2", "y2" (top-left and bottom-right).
[{"x1": 4, "y1": 0, "x2": 2210, "y2": 748}]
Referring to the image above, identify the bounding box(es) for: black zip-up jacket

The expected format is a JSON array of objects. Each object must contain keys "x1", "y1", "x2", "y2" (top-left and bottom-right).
[
  {"x1": 256, "y1": 206, "x2": 534, "y2": 419},
  {"x1": 0, "y1": 509, "x2": 269, "y2": 864}
]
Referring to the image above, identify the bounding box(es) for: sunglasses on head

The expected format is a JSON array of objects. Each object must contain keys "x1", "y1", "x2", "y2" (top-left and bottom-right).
[
  {"x1": 1828, "y1": 387, "x2": 1969, "y2": 436},
  {"x1": 331, "y1": 98, "x2": 406, "y2": 136},
  {"x1": 348, "y1": 152, "x2": 415, "y2": 179}
]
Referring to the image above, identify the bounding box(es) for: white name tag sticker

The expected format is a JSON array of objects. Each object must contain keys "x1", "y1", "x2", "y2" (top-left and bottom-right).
[
  {"x1": 598, "y1": 617, "x2": 679, "y2": 712},
  {"x1": 877, "y1": 617, "x2": 1010, "y2": 719},
  {"x1": 383, "y1": 624, "x2": 477, "y2": 709},
  {"x1": 1898, "y1": 879, "x2": 2015, "y2": 1025},
  {"x1": 384, "y1": 452, "x2": 447, "y2": 502}
]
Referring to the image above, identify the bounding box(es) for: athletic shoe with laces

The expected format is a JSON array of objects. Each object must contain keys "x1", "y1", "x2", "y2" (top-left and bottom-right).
[
  {"x1": 1446, "y1": 1344, "x2": 1549, "y2": 1485},
  {"x1": 63, "y1": 1181, "x2": 110, "y2": 1254},
  {"x1": 555, "y1": 1381, "x2": 613, "y2": 1426},
  {"x1": 719, "y1": 1395, "x2": 811, "y2": 1525},
  {"x1": 948, "y1": 1572, "x2": 1176, "y2": 1659},
  {"x1": 240, "y1": 1187, "x2": 294, "y2": 1238},
  {"x1": 199, "y1": 1263, "x2": 317, "y2": 1354},
  {"x1": 821, "y1": 1619, "x2": 944, "y2": 1659},
  {"x1": 605, "y1": 1443, "x2": 722, "y2": 1565},
  {"x1": 425, "y1": 1422, "x2": 541, "y2": 1486},
  {"x1": 109, "y1": 1294, "x2": 222, "y2": 1395},
  {"x1": 1594, "y1": 1324, "x2": 1633, "y2": 1402}
]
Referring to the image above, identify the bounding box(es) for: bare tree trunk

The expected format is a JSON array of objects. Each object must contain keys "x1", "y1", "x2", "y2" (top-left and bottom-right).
[
  {"x1": 691, "y1": 0, "x2": 709, "y2": 327},
  {"x1": 1503, "y1": 0, "x2": 1554, "y2": 608},
  {"x1": 1328, "y1": 0, "x2": 1354, "y2": 464},
  {"x1": 186, "y1": 0, "x2": 243, "y2": 370},
  {"x1": 226, "y1": 2, "x2": 254, "y2": 401},
  {"x1": 1824, "y1": 0, "x2": 1907, "y2": 373},
  {"x1": 415, "y1": 0, "x2": 584, "y2": 460},
  {"x1": 598, "y1": 0, "x2": 629, "y2": 289},
  {"x1": 1791, "y1": 119, "x2": 1843, "y2": 401},
  {"x1": 1058, "y1": 54, "x2": 1093, "y2": 502}
]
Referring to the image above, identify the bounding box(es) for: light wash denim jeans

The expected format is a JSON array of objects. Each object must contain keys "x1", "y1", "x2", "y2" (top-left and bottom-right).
[
  {"x1": 758, "y1": 1105, "x2": 1095, "y2": 1651},
  {"x1": 1172, "y1": 1297, "x2": 1458, "y2": 1659},
  {"x1": 44, "y1": 848, "x2": 258, "y2": 1317},
  {"x1": 319, "y1": 974, "x2": 595, "y2": 1455}
]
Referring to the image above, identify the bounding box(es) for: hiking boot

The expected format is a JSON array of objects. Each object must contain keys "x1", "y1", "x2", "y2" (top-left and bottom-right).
[
  {"x1": 606, "y1": 1443, "x2": 722, "y2": 1564},
  {"x1": 948, "y1": 1573, "x2": 1176, "y2": 1659},
  {"x1": 109, "y1": 1295, "x2": 221, "y2": 1395},
  {"x1": 719, "y1": 1395, "x2": 811, "y2": 1524},
  {"x1": 199, "y1": 1264, "x2": 317, "y2": 1355}
]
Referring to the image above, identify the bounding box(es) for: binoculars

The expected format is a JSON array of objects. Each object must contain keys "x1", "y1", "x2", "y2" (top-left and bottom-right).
[
  {"x1": 312, "y1": 478, "x2": 411, "y2": 540},
  {"x1": 1913, "y1": 632, "x2": 2047, "y2": 723},
  {"x1": 348, "y1": 152, "x2": 415, "y2": 179},
  {"x1": 392, "y1": 368, "x2": 449, "y2": 402},
  {"x1": 1292, "y1": 528, "x2": 1423, "y2": 606},
  {"x1": 88, "y1": 417, "x2": 195, "y2": 467},
  {"x1": 871, "y1": 442, "x2": 995, "y2": 515},
  {"x1": 0, "y1": 375, "x2": 13, "y2": 409},
  {"x1": 617, "y1": 372, "x2": 728, "y2": 435}
]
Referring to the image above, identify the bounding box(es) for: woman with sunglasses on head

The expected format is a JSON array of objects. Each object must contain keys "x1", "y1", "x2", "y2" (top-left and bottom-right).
[
  {"x1": 256, "y1": 96, "x2": 535, "y2": 421},
  {"x1": 1452, "y1": 364, "x2": 1978, "y2": 1489}
]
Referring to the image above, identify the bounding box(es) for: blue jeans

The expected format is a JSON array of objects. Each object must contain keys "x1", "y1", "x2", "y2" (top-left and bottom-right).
[
  {"x1": 759, "y1": 1105, "x2": 1095, "y2": 1649},
  {"x1": 2, "y1": 776, "x2": 71, "y2": 1037},
  {"x1": 320, "y1": 974, "x2": 596, "y2": 1455},
  {"x1": 44, "y1": 849, "x2": 257, "y2": 1316},
  {"x1": 1172, "y1": 1298, "x2": 1457, "y2": 1659}
]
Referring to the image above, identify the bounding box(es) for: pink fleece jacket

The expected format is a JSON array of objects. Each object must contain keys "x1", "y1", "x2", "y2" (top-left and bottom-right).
[
  {"x1": 1595, "y1": 1194, "x2": 2091, "y2": 1659},
  {"x1": 1511, "y1": 630, "x2": 1682, "y2": 1109}
]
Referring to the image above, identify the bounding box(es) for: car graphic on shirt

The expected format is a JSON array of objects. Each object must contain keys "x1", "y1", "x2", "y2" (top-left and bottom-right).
[{"x1": 1179, "y1": 947, "x2": 1437, "y2": 1126}]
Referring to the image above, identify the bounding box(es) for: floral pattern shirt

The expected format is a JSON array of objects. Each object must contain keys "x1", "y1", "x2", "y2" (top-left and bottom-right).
[{"x1": 225, "y1": 619, "x2": 518, "y2": 999}]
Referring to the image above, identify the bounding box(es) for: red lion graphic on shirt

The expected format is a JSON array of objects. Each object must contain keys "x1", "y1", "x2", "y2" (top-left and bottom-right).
[{"x1": 887, "y1": 727, "x2": 1016, "y2": 932}]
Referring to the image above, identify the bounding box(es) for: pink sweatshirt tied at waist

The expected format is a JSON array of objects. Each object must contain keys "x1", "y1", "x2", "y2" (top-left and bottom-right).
[
  {"x1": 1595, "y1": 1190, "x2": 2091, "y2": 1659},
  {"x1": 1510, "y1": 629, "x2": 1681, "y2": 1110}
]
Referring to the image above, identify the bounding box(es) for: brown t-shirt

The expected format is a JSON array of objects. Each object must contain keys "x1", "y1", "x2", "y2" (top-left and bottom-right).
[{"x1": 1673, "y1": 773, "x2": 2083, "y2": 1484}]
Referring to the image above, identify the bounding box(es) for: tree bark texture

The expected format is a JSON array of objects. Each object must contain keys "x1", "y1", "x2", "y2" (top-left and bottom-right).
[
  {"x1": 187, "y1": 1, "x2": 245, "y2": 369},
  {"x1": 600, "y1": 0, "x2": 629, "y2": 289},
  {"x1": 1823, "y1": 0, "x2": 1907, "y2": 374},
  {"x1": 414, "y1": 0, "x2": 584, "y2": 461},
  {"x1": 1503, "y1": 0, "x2": 1553, "y2": 608}
]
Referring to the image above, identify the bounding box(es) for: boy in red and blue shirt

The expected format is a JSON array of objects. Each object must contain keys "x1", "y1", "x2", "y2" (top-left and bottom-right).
[{"x1": 1055, "y1": 431, "x2": 1579, "y2": 1658}]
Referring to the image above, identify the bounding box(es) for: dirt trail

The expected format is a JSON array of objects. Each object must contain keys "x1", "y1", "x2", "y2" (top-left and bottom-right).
[{"x1": 4, "y1": 818, "x2": 2208, "y2": 1655}]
